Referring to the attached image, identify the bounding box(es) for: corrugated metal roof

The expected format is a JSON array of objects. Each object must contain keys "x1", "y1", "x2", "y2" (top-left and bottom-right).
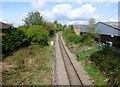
[{"x1": 98, "y1": 22, "x2": 120, "y2": 31}]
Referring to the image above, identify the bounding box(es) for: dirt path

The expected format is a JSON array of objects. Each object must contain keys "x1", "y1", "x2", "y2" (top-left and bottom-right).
[{"x1": 53, "y1": 33, "x2": 93, "y2": 86}]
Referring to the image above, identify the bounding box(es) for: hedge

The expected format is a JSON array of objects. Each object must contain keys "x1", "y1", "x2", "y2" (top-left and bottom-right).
[{"x1": 2, "y1": 29, "x2": 30, "y2": 57}]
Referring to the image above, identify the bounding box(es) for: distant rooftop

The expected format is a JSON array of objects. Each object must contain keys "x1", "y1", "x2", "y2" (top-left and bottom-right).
[
  {"x1": 0, "y1": 22, "x2": 14, "y2": 29},
  {"x1": 73, "y1": 25, "x2": 88, "y2": 29}
]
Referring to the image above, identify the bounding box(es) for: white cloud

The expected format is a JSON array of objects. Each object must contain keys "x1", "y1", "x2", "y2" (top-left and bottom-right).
[
  {"x1": 3, "y1": 13, "x2": 28, "y2": 27},
  {"x1": 33, "y1": 3, "x2": 97, "y2": 24},
  {"x1": 40, "y1": 10, "x2": 54, "y2": 21},
  {"x1": 31, "y1": 0, "x2": 46, "y2": 10},
  {"x1": 70, "y1": 4, "x2": 96, "y2": 20},
  {"x1": 51, "y1": 3, "x2": 98, "y2": 22},
  {"x1": 52, "y1": 4, "x2": 72, "y2": 20},
  {"x1": 75, "y1": 0, "x2": 83, "y2": 5},
  {"x1": 98, "y1": 18, "x2": 118, "y2": 22},
  {"x1": 68, "y1": 20, "x2": 88, "y2": 25},
  {"x1": 109, "y1": 18, "x2": 118, "y2": 22}
]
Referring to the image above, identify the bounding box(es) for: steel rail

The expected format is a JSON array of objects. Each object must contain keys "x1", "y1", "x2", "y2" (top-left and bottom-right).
[{"x1": 58, "y1": 34, "x2": 84, "y2": 86}]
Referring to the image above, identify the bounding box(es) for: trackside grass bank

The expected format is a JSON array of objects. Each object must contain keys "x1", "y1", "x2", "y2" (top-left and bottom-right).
[
  {"x1": 2, "y1": 45, "x2": 54, "y2": 85},
  {"x1": 77, "y1": 48, "x2": 108, "y2": 85}
]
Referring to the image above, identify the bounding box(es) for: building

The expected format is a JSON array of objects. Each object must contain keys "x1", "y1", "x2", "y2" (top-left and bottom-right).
[
  {"x1": 73, "y1": 22, "x2": 120, "y2": 47},
  {"x1": 95, "y1": 22, "x2": 120, "y2": 47},
  {"x1": 73, "y1": 25, "x2": 81, "y2": 35},
  {"x1": 73, "y1": 25, "x2": 88, "y2": 35},
  {"x1": 0, "y1": 22, "x2": 14, "y2": 36}
]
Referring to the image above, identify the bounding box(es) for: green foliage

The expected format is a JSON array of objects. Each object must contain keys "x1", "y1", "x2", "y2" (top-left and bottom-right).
[
  {"x1": 2, "y1": 25, "x2": 50, "y2": 58},
  {"x1": 54, "y1": 21, "x2": 63, "y2": 32},
  {"x1": 2, "y1": 11, "x2": 54, "y2": 58},
  {"x1": 18, "y1": 26, "x2": 28, "y2": 32},
  {"x1": 87, "y1": 18, "x2": 99, "y2": 39},
  {"x1": 2, "y1": 29, "x2": 30, "y2": 57},
  {"x1": 77, "y1": 48, "x2": 99, "y2": 61},
  {"x1": 77, "y1": 47, "x2": 107, "y2": 85},
  {"x1": 84, "y1": 62, "x2": 107, "y2": 85},
  {"x1": 90, "y1": 47, "x2": 120, "y2": 85},
  {"x1": 62, "y1": 26, "x2": 95, "y2": 46},
  {"x1": 26, "y1": 25, "x2": 49, "y2": 46},
  {"x1": 23, "y1": 11, "x2": 44, "y2": 26},
  {"x1": 62, "y1": 27, "x2": 81, "y2": 43},
  {"x1": 43, "y1": 22, "x2": 55, "y2": 37},
  {"x1": 88, "y1": 18, "x2": 96, "y2": 33},
  {"x1": 2, "y1": 45, "x2": 53, "y2": 85}
]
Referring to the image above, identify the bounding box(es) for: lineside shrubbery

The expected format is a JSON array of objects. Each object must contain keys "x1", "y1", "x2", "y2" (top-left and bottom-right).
[
  {"x1": 90, "y1": 47, "x2": 120, "y2": 85},
  {"x1": 62, "y1": 26, "x2": 95, "y2": 46},
  {"x1": 2, "y1": 29, "x2": 30, "y2": 57},
  {"x1": 2, "y1": 11, "x2": 56, "y2": 58},
  {"x1": 2, "y1": 25, "x2": 49, "y2": 58},
  {"x1": 26, "y1": 25, "x2": 49, "y2": 46},
  {"x1": 62, "y1": 27, "x2": 82, "y2": 44}
]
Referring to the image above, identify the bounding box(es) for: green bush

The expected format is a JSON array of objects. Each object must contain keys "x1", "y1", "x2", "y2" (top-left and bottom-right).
[
  {"x1": 2, "y1": 29, "x2": 30, "y2": 57},
  {"x1": 90, "y1": 47, "x2": 120, "y2": 85},
  {"x1": 2, "y1": 25, "x2": 49, "y2": 58},
  {"x1": 62, "y1": 27, "x2": 95, "y2": 46},
  {"x1": 26, "y1": 25, "x2": 49, "y2": 46},
  {"x1": 62, "y1": 27, "x2": 82, "y2": 43}
]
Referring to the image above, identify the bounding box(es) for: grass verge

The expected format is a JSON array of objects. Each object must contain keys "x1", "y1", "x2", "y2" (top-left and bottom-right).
[
  {"x1": 2, "y1": 45, "x2": 54, "y2": 85},
  {"x1": 77, "y1": 48, "x2": 108, "y2": 85}
]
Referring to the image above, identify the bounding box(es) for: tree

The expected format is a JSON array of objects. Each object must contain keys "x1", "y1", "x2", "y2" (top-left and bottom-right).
[
  {"x1": 23, "y1": 11, "x2": 44, "y2": 26},
  {"x1": 54, "y1": 21, "x2": 63, "y2": 32},
  {"x1": 88, "y1": 18, "x2": 96, "y2": 33},
  {"x1": 87, "y1": 18, "x2": 99, "y2": 40},
  {"x1": 43, "y1": 22, "x2": 56, "y2": 37},
  {"x1": 26, "y1": 25, "x2": 49, "y2": 46},
  {"x1": 54, "y1": 21, "x2": 57, "y2": 25},
  {"x1": 43, "y1": 22, "x2": 55, "y2": 30}
]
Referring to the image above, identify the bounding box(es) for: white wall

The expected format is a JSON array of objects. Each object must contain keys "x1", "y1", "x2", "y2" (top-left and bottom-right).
[{"x1": 96, "y1": 23, "x2": 120, "y2": 36}]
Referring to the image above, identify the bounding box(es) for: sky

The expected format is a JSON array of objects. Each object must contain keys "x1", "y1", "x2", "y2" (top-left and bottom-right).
[{"x1": 0, "y1": 0, "x2": 119, "y2": 27}]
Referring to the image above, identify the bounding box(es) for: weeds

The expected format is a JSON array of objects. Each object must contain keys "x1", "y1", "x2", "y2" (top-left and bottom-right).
[
  {"x1": 2, "y1": 45, "x2": 54, "y2": 85},
  {"x1": 77, "y1": 48, "x2": 107, "y2": 85}
]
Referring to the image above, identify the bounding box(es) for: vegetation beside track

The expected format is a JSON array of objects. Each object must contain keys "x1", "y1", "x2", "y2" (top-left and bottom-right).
[
  {"x1": 62, "y1": 24, "x2": 120, "y2": 85},
  {"x1": 77, "y1": 48, "x2": 108, "y2": 85},
  {"x1": 62, "y1": 26, "x2": 95, "y2": 54},
  {"x1": 2, "y1": 11, "x2": 57, "y2": 85},
  {"x1": 2, "y1": 45, "x2": 54, "y2": 85}
]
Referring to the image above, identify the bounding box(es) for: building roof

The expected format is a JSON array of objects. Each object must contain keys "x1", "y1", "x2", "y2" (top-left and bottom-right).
[
  {"x1": 0, "y1": 22, "x2": 13, "y2": 29},
  {"x1": 73, "y1": 25, "x2": 88, "y2": 29},
  {"x1": 73, "y1": 25, "x2": 81, "y2": 29},
  {"x1": 97, "y1": 22, "x2": 120, "y2": 31}
]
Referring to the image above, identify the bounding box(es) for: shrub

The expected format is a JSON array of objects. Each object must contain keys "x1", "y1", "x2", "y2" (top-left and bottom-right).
[
  {"x1": 2, "y1": 29, "x2": 30, "y2": 57},
  {"x1": 90, "y1": 47, "x2": 120, "y2": 85},
  {"x1": 62, "y1": 26, "x2": 95, "y2": 46},
  {"x1": 62, "y1": 27, "x2": 82, "y2": 43},
  {"x1": 26, "y1": 25, "x2": 49, "y2": 46},
  {"x1": 18, "y1": 26, "x2": 28, "y2": 33},
  {"x1": 43, "y1": 22, "x2": 55, "y2": 37}
]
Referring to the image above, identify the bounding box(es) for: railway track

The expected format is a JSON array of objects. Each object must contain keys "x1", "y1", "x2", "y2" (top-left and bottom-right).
[{"x1": 58, "y1": 33, "x2": 84, "y2": 86}]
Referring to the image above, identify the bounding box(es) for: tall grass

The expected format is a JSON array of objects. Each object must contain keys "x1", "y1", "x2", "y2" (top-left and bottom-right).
[
  {"x1": 77, "y1": 48, "x2": 108, "y2": 85},
  {"x1": 2, "y1": 45, "x2": 54, "y2": 85}
]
